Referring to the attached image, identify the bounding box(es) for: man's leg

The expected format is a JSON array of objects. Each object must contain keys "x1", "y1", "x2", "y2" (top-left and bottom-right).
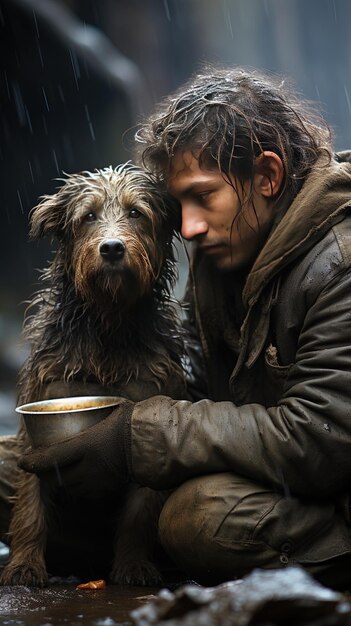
[{"x1": 159, "y1": 472, "x2": 351, "y2": 589}]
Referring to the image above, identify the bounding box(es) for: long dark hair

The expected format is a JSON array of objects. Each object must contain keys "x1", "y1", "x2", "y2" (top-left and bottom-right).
[{"x1": 136, "y1": 66, "x2": 332, "y2": 205}]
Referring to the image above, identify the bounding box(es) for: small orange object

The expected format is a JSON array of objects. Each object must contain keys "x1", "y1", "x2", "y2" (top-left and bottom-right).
[{"x1": 76, "y1": 579, "x2": 106, "y2": 590}]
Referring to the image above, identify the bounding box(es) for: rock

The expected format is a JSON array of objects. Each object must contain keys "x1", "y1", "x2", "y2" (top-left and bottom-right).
[{"x1": 131, "y1": 566, "x2": 351, "y2": 626}]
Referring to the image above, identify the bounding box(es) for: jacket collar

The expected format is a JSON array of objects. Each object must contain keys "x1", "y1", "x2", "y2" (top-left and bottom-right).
[{"x1": 242, "y1": 153, "x2": 351, "y2": 309}]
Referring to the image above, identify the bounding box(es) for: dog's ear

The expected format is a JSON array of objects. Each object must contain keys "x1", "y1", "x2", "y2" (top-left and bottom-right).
[
  {"x1": 29, "y1": 193, "x2": 65, "y2": 239},
  {"x1": 29, "y1": 176, "x2": 77, "y2": 239}
]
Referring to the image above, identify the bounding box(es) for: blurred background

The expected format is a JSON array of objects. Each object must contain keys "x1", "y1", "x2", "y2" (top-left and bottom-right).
[{"x1": 1, "y1": 0, "x2": 351, "y2": 434}]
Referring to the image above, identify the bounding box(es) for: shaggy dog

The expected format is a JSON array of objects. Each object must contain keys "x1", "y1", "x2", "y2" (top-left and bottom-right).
[{"x1": 0, "y1": 163, "x2": 186, "y2": 587}]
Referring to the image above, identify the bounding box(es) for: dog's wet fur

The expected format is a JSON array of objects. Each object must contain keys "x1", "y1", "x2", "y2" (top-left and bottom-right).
[{"x1": 1, "y1": 163, "x2": 187, "y2": 587}]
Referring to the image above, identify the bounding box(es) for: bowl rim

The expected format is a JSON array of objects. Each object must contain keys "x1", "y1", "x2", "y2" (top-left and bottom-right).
[{"x1": 16, "y1": 395, "x2": 122, "y2": 415}]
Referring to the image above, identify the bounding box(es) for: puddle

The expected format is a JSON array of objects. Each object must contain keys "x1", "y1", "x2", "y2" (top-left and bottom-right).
[{"x1": 0, "y1": 583, "x2": 157, "y2": 626}]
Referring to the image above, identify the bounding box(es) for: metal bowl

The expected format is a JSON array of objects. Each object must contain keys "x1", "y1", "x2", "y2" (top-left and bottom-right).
[{"x1": 16, "y1": 396, "x2": 121, "y2": 448}]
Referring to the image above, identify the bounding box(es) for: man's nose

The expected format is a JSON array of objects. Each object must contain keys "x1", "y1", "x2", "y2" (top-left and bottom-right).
[{"x1": 181, "y1": 205, "x2": 208, "y2": 240}]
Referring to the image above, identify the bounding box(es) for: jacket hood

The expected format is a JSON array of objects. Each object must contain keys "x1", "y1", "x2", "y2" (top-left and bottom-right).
[{"x1": 242, "y1": 151, "x2": 351, "y2": 309}]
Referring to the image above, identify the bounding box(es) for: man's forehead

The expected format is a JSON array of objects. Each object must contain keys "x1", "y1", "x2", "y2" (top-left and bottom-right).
[
  {"x1": 168, "y1": 150, "x2": 198, "y2": 176},
  {"x1": 168, "y1": 150, "x2": 219, "y2": 188}
]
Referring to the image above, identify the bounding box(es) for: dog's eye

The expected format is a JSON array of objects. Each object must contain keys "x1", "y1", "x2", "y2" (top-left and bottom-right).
[
  {"x1": 84, "y1": 211, "x2": 97, "y2": 223},
  {"x1": 129, "y1": 208, "x2": 142, "y2": 219}
]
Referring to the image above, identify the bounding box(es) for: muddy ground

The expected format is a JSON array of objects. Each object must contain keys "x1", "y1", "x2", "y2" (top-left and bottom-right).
[{"x1": 0, "y1": 581, "x2": 157, "y2": 626}]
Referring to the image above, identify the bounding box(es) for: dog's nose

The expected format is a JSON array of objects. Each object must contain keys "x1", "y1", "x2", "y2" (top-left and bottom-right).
[{"x1": 99, "y1": 239, "x2": 125, "y2": 262}]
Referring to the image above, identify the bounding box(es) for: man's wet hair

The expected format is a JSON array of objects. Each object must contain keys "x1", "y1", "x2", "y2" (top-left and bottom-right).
[{"x1": 136, "y1": 66, "x2": 332, "y2": 204}]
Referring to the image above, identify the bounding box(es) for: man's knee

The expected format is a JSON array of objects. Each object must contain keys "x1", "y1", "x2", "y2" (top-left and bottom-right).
[
  {"x1": 158, "y1": 472, "x2": 351, "y2": 583},
  {"x1": 159, "y1": 472, "x2": 280, "y2": 580}
]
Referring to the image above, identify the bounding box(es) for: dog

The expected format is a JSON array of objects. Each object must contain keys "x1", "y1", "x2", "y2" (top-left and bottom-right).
[{"x1": 0, "y1": 163, "x2": 187, "y2": 587}]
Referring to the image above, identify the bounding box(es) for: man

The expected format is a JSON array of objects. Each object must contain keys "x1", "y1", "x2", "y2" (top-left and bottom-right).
[{"x1": 17, "y1": 68, "x2": 351, "y2": 588}]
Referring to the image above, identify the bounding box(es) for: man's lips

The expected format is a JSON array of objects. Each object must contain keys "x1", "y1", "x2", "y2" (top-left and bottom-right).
[{"x1": 198, "y1": 243, "x2": 227, "y2": 254}]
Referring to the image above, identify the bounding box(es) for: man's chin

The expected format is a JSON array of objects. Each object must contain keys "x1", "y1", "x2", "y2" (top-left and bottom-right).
[{"x1": 208, "y1": 253, "x2": 251, "y2": 273}]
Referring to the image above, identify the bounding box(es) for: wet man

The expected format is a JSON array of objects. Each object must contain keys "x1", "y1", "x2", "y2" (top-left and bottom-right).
[{"x1": 18, "y1": 68, "x2": 351, "y2": 588}]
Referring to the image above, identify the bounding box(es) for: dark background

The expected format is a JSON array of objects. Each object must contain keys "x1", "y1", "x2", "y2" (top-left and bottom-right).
[{"x1": 1, "y1": 0, "x2": 351, "y2": 432}]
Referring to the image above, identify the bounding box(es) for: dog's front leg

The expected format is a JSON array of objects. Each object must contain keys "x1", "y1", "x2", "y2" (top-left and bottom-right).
[
  {"x1": 0, "y1": 471, "x2": 48, "y2": 587},
  {"x1": 111, "y1": 485, "x2": 165, "y2": 586}
]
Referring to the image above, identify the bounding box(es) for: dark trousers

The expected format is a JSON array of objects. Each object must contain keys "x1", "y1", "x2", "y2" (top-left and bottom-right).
[{"x1": 1, "y1": 436, "x2": 351, "y2": 588}]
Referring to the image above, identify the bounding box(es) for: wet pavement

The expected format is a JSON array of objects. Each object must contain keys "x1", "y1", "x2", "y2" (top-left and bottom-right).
[
  {"x1": 0, "y1": 581, "x2": 158, "y2": 626},
  {"x1": 1, "y1": 567, "x2": 351, "y2": 626}
]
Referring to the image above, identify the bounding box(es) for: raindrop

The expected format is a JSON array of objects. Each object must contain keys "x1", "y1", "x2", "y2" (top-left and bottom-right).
[
  {"x1": 28, "y1": 160, "x2": 35, "y2": 184},
  {"x1": 331, "y1": 0, "x2": 337, "y2": 23},
  {"x1": 58, "y1": 84, "x2": 65, "y2": 103},
  {"x1": 32, "y1": 9, "x2": 40, "y2": 37},
  {"x1": 163, "y1": 0, "x2": 171, "y2": 21},
  {"x1": 344, "y1": 85, "x2": 351, "y2": 115},
  {"x1": 52, "y1": 149, "x2": 60, "y2": 175},
  {"x1": 314, "y1": 83, "x2": 321, "y2": 101},
  {"x1": 42, "y1": 86, "x2": 50, "y2": 111},
  {"x1": 4, "y1": 71, "x2": 11, "y2": 100},
  {"x1": 25, "y1": 106, "x2": 33, "y2": 134},
  {"x1": 221, "y1": 0, "x2": 233, "y2": 38},
  {"x1": 84, "y1": 104, "x2": 96, "y2": 141},
  {"x1": 83, "y1": 57, "x2": 90, "y2": 79},
  {"x1": 69, "y1": 49, "x2": 81, "y2": 89},
  {"x1": 12, "y1": 80, "x2": 26, "y2": 126},
  {"x1": 17, "y1": 189, "x2": 24, "y2": 214},
  {"x1": 36, "y1": 39, "x2": 44, "y2": 68}
]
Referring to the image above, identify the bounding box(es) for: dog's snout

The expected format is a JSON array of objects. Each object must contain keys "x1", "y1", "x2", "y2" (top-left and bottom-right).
[{"x1": 99, "y1": 239, "x2": 125, "y2": 262}]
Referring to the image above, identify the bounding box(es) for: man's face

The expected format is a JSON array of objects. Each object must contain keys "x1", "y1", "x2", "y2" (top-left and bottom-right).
[{"x1": 168, "y1": 151, "x2": 277, "y2": 272}]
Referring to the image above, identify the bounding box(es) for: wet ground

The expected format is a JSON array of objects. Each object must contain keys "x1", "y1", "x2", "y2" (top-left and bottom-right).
[{"x1": 0, "y1": 581, "x2": 158, "y2": 626}]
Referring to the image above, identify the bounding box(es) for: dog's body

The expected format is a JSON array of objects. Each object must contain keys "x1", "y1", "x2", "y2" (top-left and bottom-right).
[{"x1": 1, "y1": 164, "x2": 186, "y2": 587}]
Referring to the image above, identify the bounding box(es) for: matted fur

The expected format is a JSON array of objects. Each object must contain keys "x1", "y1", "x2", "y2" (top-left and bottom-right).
[
  {"x1": 18, "y1": 163, "x2": 184, "y2": 403},
  {"x1": 1, "y1": 163, "x2": 186, "y2": 587}
]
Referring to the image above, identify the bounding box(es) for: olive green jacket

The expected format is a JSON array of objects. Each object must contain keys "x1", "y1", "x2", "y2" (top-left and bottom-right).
[{"x1": 130, "y1": 152, "x2": 351, "y2": 500}]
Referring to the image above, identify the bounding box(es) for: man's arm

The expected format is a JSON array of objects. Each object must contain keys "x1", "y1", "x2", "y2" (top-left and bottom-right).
[
  {"x1": 20, "y1": 269, "x2": 351, "y2": 500},
  {"x1": 129, "y1": 268, "x2": 351, "y2": 497}
]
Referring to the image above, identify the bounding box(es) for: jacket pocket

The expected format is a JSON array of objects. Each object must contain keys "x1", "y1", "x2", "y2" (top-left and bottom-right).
[
  {"x1": 263, "y1": 344, "x2": 293, "y2": 405},
  {"x1": 255, "y1": 493, "x2": 351, "y2": 566}
]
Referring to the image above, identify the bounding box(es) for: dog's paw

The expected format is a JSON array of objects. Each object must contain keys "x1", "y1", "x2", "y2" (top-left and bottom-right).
[
  {"x1": 0, "y1": 563, "x2": 48, "y2": 587},
  {"x1": 110, "y1": 559, "x2": 163, "y2": 586}
]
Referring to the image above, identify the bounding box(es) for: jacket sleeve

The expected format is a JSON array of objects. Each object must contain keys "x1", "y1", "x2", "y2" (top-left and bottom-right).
[{"x1": 129, "y1": 268, "x2": 351, "y2": 498}]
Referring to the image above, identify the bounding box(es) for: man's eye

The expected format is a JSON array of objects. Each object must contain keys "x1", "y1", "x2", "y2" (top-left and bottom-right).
[
  {"x1": 129, "y1": 208, "x2": 142, "y2": 219},
  {"x1": 198, "y1": 191, "x2": 211, "y2": 201},
  {"x1": 84, "y1": 211, "x2": 97, "y2": 223}
]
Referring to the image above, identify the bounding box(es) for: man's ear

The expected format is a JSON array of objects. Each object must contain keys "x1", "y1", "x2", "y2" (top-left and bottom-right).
[{"x1": 254, "y1": 151, "x2": 284, "y2": 198}]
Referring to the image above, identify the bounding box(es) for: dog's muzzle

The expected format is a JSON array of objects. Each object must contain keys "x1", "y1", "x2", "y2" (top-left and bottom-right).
[{"x1": 99, "y1": 239, "x2": 126, "y2": 263}]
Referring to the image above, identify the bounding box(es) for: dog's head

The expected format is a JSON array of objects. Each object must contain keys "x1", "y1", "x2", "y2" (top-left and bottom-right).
[{"x1": 30, "y1": 163, "x2": 180, "y2": 307}]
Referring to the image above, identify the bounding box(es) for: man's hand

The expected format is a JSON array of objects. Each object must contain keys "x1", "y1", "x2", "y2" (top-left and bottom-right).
[{"x1": 18, "y1": 398, "x2": 134, "y2": 499}]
